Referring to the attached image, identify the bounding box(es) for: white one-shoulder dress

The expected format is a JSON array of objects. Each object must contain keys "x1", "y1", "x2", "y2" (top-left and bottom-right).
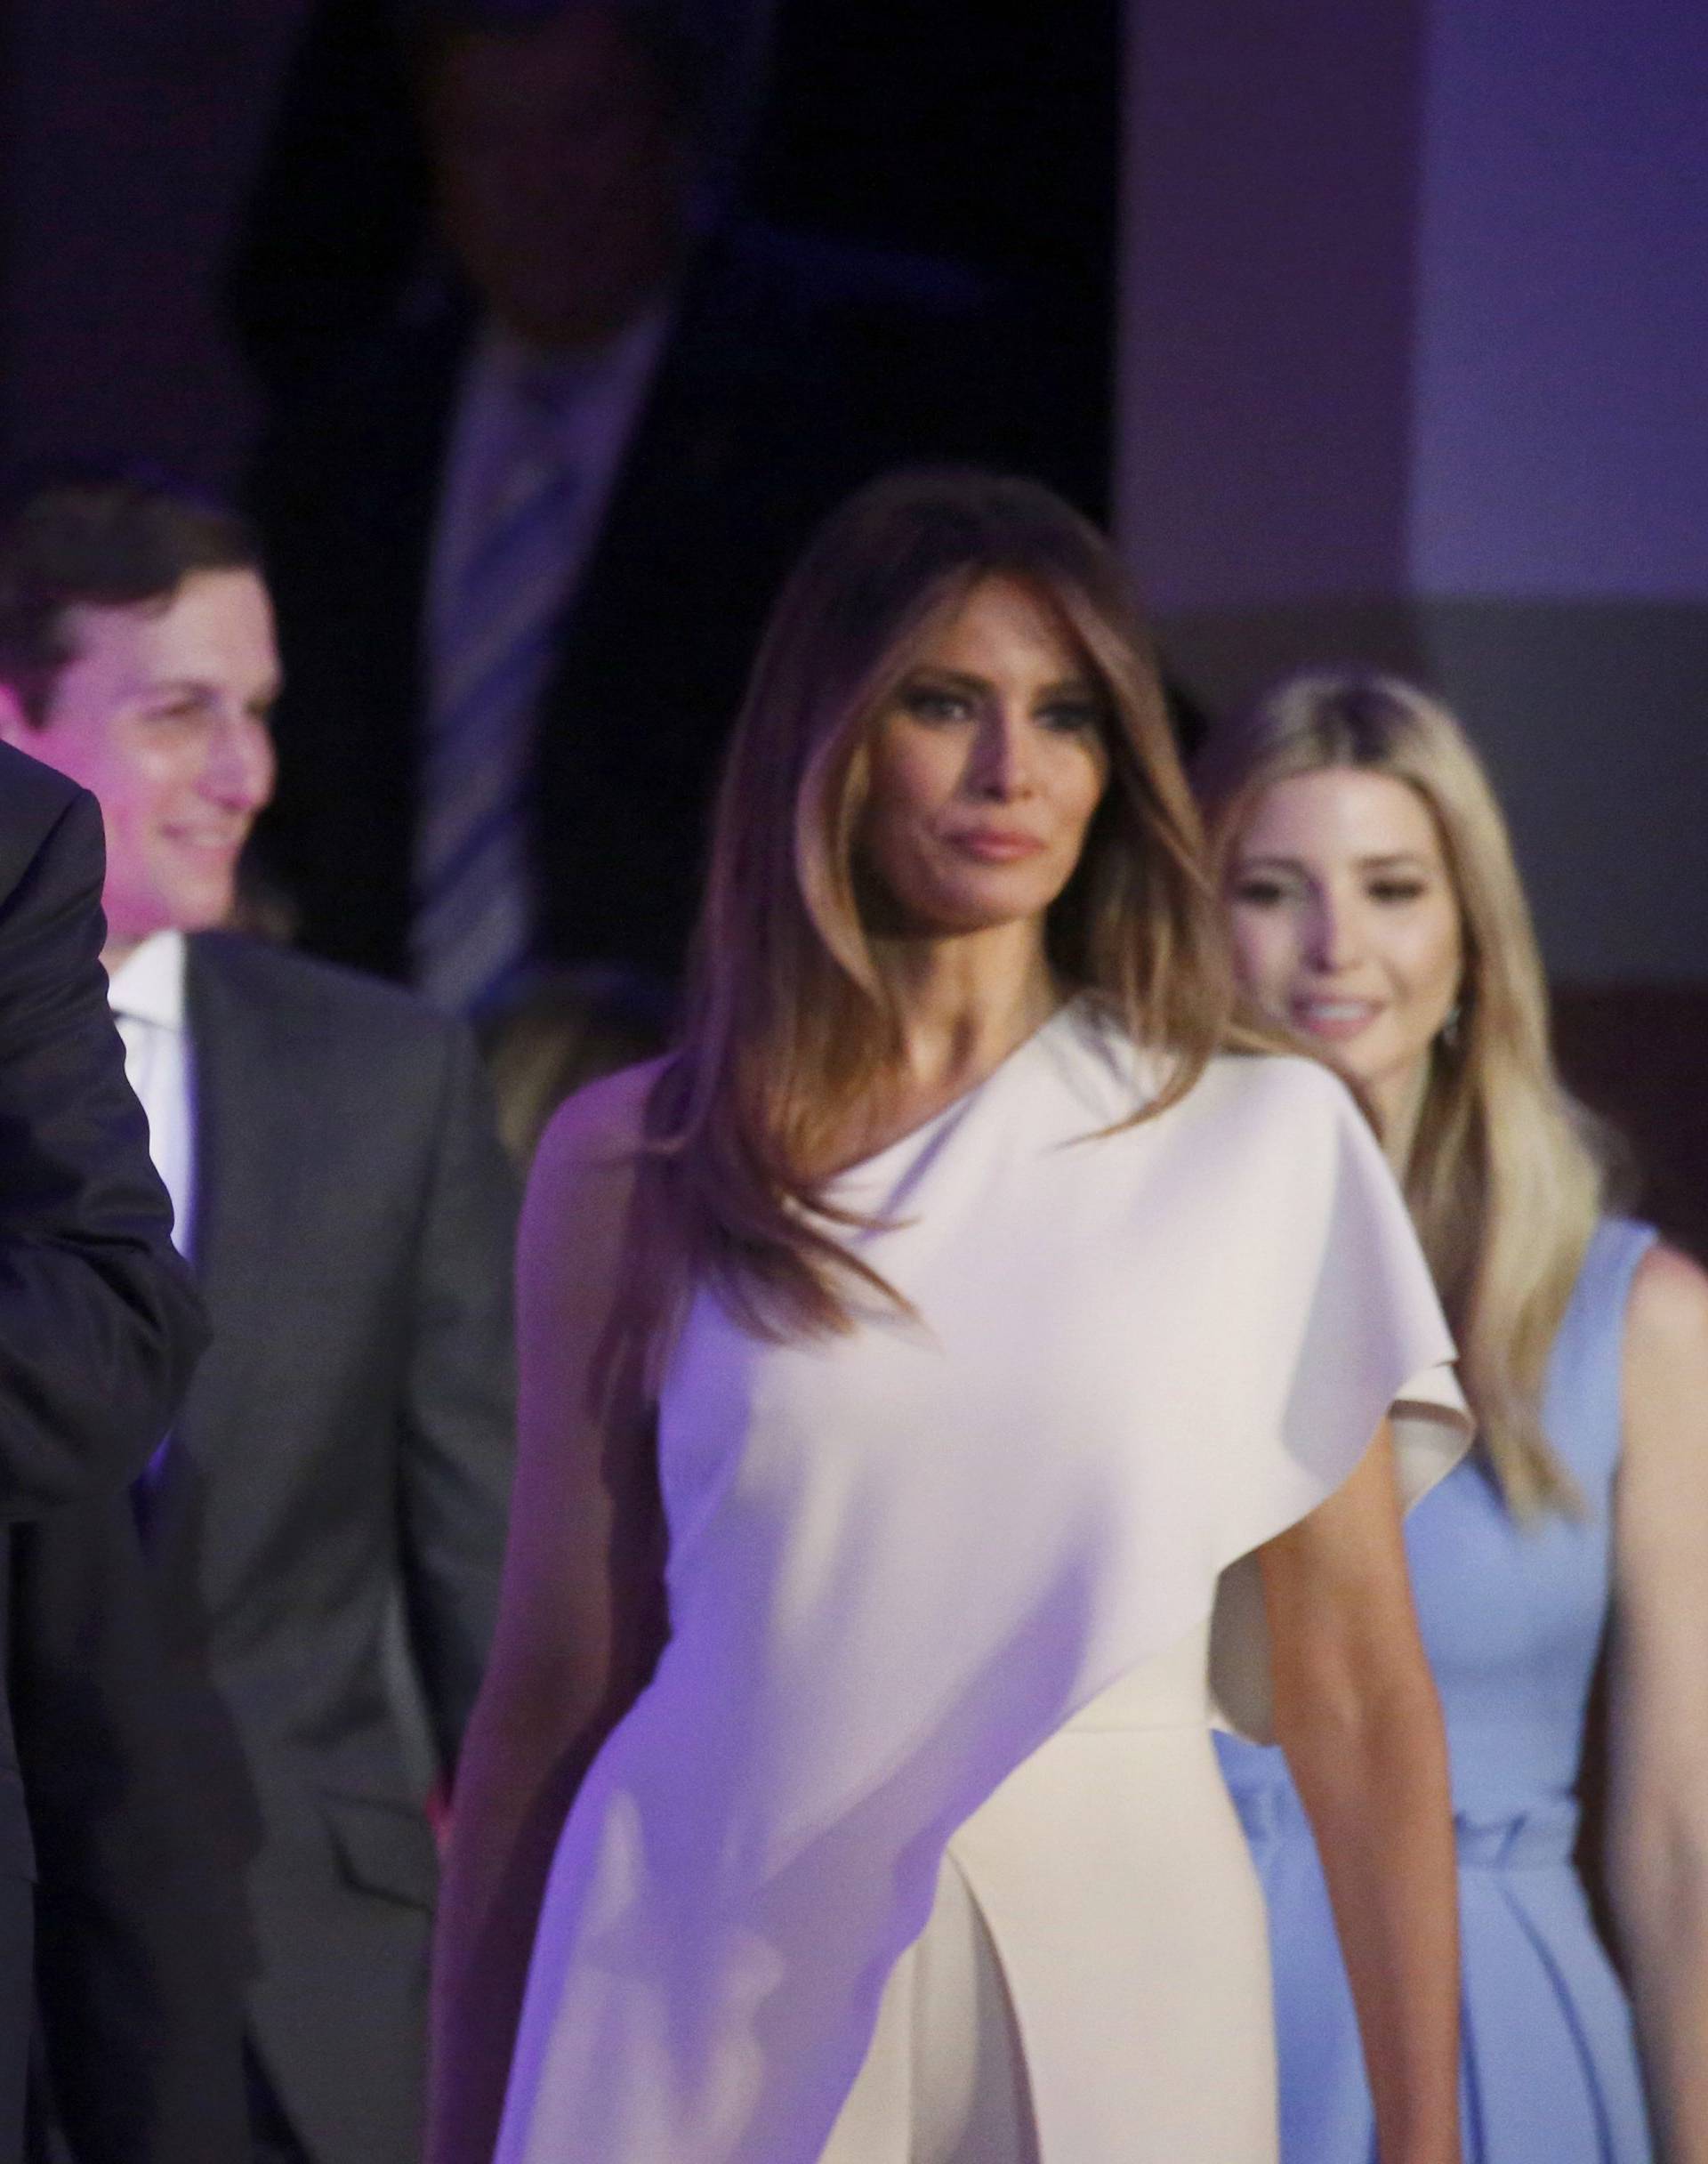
[{"x1": 496, "y1": 999, "x2": 1470, "y2": 2163}]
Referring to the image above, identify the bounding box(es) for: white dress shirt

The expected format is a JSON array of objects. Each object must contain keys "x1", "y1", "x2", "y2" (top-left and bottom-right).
[{"x1": 106, "y1": 929, "x2": 196, "y2": 1260}]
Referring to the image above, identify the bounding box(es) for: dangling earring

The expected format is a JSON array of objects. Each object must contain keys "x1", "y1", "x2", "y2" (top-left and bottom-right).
[{"x1": 1440, "y1": 1001, "x2": 1462, "y2": 1053}]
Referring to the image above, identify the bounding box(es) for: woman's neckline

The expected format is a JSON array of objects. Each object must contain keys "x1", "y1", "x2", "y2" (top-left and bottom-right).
[{"x1": 823, "y1": 991, "x2": 1092, "y2": 1186}]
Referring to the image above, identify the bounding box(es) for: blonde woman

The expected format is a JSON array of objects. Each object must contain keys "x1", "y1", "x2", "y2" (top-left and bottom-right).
[
  {"x1": 430, "y1": 475, "x2": 1471, "y2": 2164},
  {"x1": 1198, "y1": 671, "x2": 1708, "y2": 2164}
]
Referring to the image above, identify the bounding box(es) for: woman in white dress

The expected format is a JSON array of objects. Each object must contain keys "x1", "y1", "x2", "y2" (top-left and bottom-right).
[{"x1": 429, "y1": 470, "x2": 1470, "y2": 2164}]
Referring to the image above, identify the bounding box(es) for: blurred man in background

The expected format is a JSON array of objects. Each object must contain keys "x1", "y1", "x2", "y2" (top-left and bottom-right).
[
  {"x1": 249, "y1": 0, "x2": 1064, "y2": 1011},
  {"x1": 0, "y1": 474, "x2": 517, "y2": 2164}
]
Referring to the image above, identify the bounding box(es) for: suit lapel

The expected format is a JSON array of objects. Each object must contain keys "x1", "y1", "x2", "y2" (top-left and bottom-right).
[
  {"x1": 560, "y1": 240, "x2": 756, "y2": 636},
  {"x1": 529, "y1": 245, "x2": 756, "y2": 834},
  {"x1": 337, "y1": 303, "x2": 468, "y2": 864},
  {"x1": 359, "y1": 304, "x2": 469, "y2": 709},
  {"x1": 258, "y1": 299, "x2": 471, "y2": 980}
]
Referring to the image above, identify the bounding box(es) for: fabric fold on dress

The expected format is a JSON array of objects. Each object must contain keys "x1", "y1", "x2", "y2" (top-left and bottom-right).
[{"x1": 498, "y1": 998, "x2": 1470, "y2": 2163}]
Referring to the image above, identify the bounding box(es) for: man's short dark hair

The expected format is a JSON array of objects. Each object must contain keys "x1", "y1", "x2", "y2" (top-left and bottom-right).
[{"x1": 0, "y1": 472, "x2": 262, "y2": 725}]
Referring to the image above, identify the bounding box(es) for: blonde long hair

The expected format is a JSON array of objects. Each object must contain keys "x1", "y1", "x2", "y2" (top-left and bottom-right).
[
  {"x1": 645, "y1": 467, "x2": 1247, "y2": 1340},
  {"x1": 1196, "y1": 671, "x2": 1606, "y2": 1515}
]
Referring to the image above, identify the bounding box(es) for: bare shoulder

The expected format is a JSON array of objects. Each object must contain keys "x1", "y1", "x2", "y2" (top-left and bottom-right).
[
  {"x1": 1616, "y1": 1242, "x2": 1708, "y2": 1519},
  {"x1": 1625, "y1": 1241, "x2": 1708, "y2": 1374},
  {"x1": 525, "y1": 1058, "x2": 670, "y2": 1215},
  {"x1": 519, "y1": 1056, "x2": 673, "y2": 1314},
  {"x1": 533, "y1": 1056, "x2": 670, "y2": 1171}
]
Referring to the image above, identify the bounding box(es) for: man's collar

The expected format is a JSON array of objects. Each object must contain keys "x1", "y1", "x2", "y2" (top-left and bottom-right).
[{"x1": 106, "y1": 929, "x2": 188, "y2": 1029}]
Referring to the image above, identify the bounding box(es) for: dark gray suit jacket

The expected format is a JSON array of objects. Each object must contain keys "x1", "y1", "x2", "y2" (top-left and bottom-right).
[{"x1": 145, "y1": 933, "x2": 516, "y2": 2164}]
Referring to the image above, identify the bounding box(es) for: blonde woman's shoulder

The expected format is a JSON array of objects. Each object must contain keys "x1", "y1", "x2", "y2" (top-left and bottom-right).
[
  {"x1": 1612, "y1": 1241, "x2": 1708, "y2": 1628},
  {"x1": 1625, "y1": 1239, "x2": 1708, "y2": 1368}
]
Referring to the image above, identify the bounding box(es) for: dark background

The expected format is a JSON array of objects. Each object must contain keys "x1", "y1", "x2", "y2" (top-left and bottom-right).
[{"x1": 750, "y1": 0, "x2": 1120, "y2": 519}]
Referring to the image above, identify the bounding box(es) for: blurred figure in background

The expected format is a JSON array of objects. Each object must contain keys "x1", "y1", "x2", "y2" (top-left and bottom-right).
[
  {"x1": 226, "y1": 0, "x2": 769, "y2": 409},
  {"x1": 0, "y1": 474, "x2": 518, "y2": 2164},
  {"x1": 248, "y1": 0, "x2": 1070, "y2": 1013},
  {"x1": 1196, "y1": 673, "x2": 1708, "y2": 2164}
]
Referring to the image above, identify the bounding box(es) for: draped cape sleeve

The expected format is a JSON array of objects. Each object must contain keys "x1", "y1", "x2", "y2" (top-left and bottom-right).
[{"x1": 496, "y1": 1002, "x2": 1470, "y2": 2163}]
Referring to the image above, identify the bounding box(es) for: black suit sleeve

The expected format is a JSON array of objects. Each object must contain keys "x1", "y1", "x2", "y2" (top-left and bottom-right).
[
  {"x1": 13, "y1": 1496, "x2": 249, "y2": 2164},
  {"x1": 0, "y1": 787, "x2": 206, "y2": 1514},
  {"x1": 398, "y1": 1025, "x2": 518, "y2": 1772}
]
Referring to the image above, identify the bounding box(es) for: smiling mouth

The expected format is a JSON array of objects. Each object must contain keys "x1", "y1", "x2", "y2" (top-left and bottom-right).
[{"x1": 1291, "y1": 997, "x2": 1382, "y2": 1038}]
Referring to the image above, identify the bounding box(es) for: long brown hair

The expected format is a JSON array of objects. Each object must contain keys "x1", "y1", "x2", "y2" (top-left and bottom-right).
[
  {"x1": 645, "y1": 466, "x2": 1244, "y2": 1339},
  {"x1": 1195, "y1": 670, "x2": 1607, "y2": 1516}
]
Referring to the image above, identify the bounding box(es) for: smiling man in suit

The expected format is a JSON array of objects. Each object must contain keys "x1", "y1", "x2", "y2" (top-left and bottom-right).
[{"x1": 0, "y1": 474, "x2": 519, "y2": 2164}]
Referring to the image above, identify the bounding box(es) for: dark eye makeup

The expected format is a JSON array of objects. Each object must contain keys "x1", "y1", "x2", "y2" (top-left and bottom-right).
[
  {"x1": 898, "y1": 682, "x2": 973, "y2": 723},
  {"x1": 1036, "y1": 696, "x2": 1102, "y2": 733}
]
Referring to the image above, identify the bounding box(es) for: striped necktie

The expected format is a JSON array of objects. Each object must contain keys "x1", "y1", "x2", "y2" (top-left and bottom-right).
[{"x1": 413, "y1": 378, "x2": 583, "y2": 1014}]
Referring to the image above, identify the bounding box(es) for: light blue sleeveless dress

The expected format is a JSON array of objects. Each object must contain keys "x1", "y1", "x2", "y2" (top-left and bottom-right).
[{"x1": 1216, "y1": 1216, "x2": 1657, "y2": 2162}]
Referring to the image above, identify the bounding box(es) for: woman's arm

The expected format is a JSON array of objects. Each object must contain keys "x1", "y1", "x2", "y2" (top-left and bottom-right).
[
  {"x1": 1605, "y1": 1243, "x2": 1708, "y2": 2164},
  {"x1": 426, "y1": 1066, "x2": 670, "y2": 2164},
  {"x1": 1260, "y1": 1425, "x2": 1462, "y2": 2164}
]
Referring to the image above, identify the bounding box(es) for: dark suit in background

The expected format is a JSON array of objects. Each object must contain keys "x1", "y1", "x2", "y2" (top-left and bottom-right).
[
  {"x1": 0, "y1": 745, "x2": 211, "y2": 2160},
  {"x1": 145, "y1": 932, "x2": 515, "y2": 2164},
  {"x1": 250, "y1": 221, "x2": 1072, "y2": 989}
]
